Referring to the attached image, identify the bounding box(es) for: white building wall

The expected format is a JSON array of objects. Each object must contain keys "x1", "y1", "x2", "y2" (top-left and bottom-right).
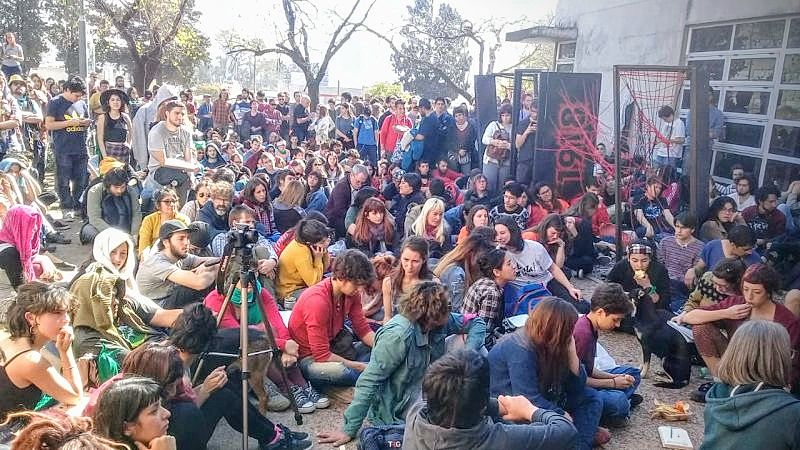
[{"x1": 554, "y1": 0, "x2": 799, "y2": 135}]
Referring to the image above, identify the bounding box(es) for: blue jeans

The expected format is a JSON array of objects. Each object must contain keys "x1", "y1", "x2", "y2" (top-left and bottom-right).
[
  {"x1": 298, "y1": 343, "x2": 371, "y2": 387},
  {"x1": 357, "y1": 144, "x2": 378, "y2": 167},
  {"x1": 55, "y1": 152, "x2": 88, "y2": 210},
  {"x1": 594, "y1": 365, "x2": 641, "y2": 422},
  {"x1": 568, "y1": 386, "x2": 604, "y2": 450},
  {"x1": 669, "y1": 279, "x2": 690, "y2": 313}
]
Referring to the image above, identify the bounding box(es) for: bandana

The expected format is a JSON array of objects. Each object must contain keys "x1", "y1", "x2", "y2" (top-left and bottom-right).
[{"x1": 626, "y1": 243, "x2": 652, "y2": 255}]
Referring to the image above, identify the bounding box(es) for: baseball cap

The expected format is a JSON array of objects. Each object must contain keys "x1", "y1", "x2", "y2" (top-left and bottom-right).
[
  {"x1": 159, "y1": 220, "x2": 191, "y2": 241},
  {"x1": 7, "y1": 75, "x2": 25, "y2": 86}
]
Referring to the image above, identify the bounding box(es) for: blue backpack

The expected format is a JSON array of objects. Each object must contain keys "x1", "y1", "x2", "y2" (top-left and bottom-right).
[{"x1": 503, "y1": 283, "x2": 551, "y2": 317}]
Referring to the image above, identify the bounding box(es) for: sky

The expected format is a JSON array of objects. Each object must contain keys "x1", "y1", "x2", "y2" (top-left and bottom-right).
[{"x1": 195, "y1": 0, "x2": 558, "y2": 89}]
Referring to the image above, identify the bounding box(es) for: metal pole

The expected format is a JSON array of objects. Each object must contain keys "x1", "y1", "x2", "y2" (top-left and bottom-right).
[
  {"x1": 78, "y1": 0, "x2": 87, "y2": 78},
  {"x1": 239, "y1": 260, "x2": 250, "y2": 450},
  {"x1": 613, "y1": 66, "x2": 623, "y2": 260},
  {"x1": 689, "y1": 66, "x2": 710, "y2": 221}
]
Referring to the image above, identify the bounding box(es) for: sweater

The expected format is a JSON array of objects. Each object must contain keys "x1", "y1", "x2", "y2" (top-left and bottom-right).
[
  {"x1": 341, "y1": 313, "x2": 486, "y2": 437},
  {"x1": 403, "y1": 401, "x2": 578, "y2": 450},
  {"x1": 287, "y1": 277, "x2": 372, "y2": 361},
  {"x1": 275, "y1": 239, "x2": 326, "y2": 299}
]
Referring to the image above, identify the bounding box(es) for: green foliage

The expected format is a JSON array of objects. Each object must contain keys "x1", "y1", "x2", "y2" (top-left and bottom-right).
[
  {"x1": 391, "y1": 0, "x2": 471, "y2": 99},
  {"x1": 366, "y1": 82, "x2": 408, "y2": 100},
  {"x1": 40, "y1": 0, "x2": 82, "y2": 75},
  {"x1": 0, "y1": 0, "x2": 48, "y2": 70}
]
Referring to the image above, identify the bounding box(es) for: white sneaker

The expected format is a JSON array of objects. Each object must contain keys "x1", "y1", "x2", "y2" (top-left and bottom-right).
[
  {"x1": 305, "y1": 385, "x2": 330, "y2": 409},
  {"x1": 290, "y1": 385, "x2": 315, "y2": 414},
  {"x1": 63, "y1": 210, "x2": 76, "y2": 222}
]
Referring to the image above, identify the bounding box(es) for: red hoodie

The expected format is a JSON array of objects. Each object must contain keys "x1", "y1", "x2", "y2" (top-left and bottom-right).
[{"x1": 379, "y1": 114, "x2": 412, "y2": 152}]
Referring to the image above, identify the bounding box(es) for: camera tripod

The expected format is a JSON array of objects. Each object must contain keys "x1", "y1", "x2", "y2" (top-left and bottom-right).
[{"x1": 192, "y1": 243, "x2": 302, "y2": 450}]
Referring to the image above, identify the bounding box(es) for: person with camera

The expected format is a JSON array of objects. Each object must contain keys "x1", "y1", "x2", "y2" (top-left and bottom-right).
[
  {"x1": 288, "y1": 249, "x2": 377, "y2": 388},
  {"x1": 276, "y1": 218, "x2": 331, "y2": 309},
  {"x1": 136, "y1": 220, "x2": 220, "y2": 309}
]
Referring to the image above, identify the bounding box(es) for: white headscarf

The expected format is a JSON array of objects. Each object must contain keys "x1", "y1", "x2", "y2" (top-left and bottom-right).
[{"x1": 86, "y1": 228, "x2": 140, "y2": 297}]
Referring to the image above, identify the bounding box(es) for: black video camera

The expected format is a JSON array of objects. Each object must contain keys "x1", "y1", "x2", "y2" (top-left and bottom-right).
[{"x1": 227, "y1": 224, "x2": 259, "y2": 249}]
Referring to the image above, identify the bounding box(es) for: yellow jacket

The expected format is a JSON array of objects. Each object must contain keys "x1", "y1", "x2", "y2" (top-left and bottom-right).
[
  {"x1": 138, "y1": 211, "x2": 190, "y2": 256},
  {"x1": 276, "y1": 239, "x2": 327, "y2": 299}
]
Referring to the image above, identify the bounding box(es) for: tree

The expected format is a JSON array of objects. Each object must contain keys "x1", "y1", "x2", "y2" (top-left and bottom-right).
[
  {"x1": 0, "y1": 0, "x2": 48, "y2": 70},
  {"x1": 41, "y1": 0, "x2": 82, "y2": 76},
  {"x1": 90, "y1": 0, "x2": 209, "y2": 89},
  {"x1": 361, "y1": 0, "x2": 472, "y2": 101},
  {"x1": 366, "y1": 82, "x2": 407, "y2": 100},
  {"x1": 225, "y1": 0, "x2": 376, "y2": 107}
]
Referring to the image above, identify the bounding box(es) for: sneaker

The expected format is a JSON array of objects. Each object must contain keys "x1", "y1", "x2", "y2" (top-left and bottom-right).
[
  {"x1": 46, "y1": 231, "x2": 72, "y2": 245},
  {"x1": 278, "y1": 423, "x2": 309, "y2": 441},
  {"x1": 264, "y1": 379, "x2": 291, "y2": 412},
  {"x1": 54, "y1": 260, "x2": 76, "y2": 271},
  {"x1": 629, "y1": 393, "x2": 644, "y2": 408},
  {"x1": 690, "y1": 381, "x2": 714, "y2": 403},
  {"x1": 283, "y1": 298, "x2": 296, "y2": 310},
  {"x1": 597, "y1": 255, "x2": 613, "y2": 265},
  {"x1": 305, "y1": 384, "x2": 330, "y2": 409},
  {"x1": 62, "y1": 210, "x2": 76, "y2": 222},
  {"x1": 603, "y1": 416, "x2": 630, "y2": 429},
  {"x1": 289, "y1": 385, "x2": 315, "y2": 414},
  {"x1": 50, "y1": 219, "x2": 70, "y2": 230},
  {"x1": 577, "y1": 269, "x2": 585, "y2": 279}
]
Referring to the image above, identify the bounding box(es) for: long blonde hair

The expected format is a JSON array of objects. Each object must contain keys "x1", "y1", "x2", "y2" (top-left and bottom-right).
[
  {"x1": 276, "y1": 180, "x2": 305, "y2": 208},
  {"x1": 717, "y1": 320, "x2": 792, "y2": 388},
  {"x1": 411, "y1": 197, "x2": 446, "y2": 244}
]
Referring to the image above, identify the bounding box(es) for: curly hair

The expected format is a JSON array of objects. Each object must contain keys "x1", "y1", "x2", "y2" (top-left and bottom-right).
[
  {"x1": 241, "y1": 177, "x2": 272, "y2": 211},
  {"x1": 7, "y1": 411, "x2": 123, "y2": 450},
  {"x1": 210, "y1": 180, "x2": 234, "y2": 200},
  {"x1": 398, "y1": 280, "x2": 450, "y2": 331},
  {"x1": 7, "y1": 282, "x2": 78, "y2": 342},
  {"x1": 169, "y1": 304, "x2": 218, "y2": 355},
  {"x1": 371, "y1": 254, "x2": 397, "y2": 280},
  {"x1": 331, "y1": 249, "x2": 377, "y2": 285}
]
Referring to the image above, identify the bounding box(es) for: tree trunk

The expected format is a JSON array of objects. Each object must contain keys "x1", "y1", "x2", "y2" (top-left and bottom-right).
[
  {"x1": 306, "y1": 77, "x2": 320, "y2": 109},
  {"x1": 133, "y1": 57, "x2": 162, "y2": 92}
]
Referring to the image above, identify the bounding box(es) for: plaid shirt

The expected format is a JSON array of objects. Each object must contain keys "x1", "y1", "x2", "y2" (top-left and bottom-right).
[
  {"x1": 461, "y1": 277, "x2": 503, "y2": 330},
  {"x1": 211, "y1": 99, "x2": 230, "y2": 127}
]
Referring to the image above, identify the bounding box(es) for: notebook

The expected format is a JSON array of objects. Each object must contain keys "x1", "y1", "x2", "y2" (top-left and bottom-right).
[{"x1": 658, "y1": 426, "x2": 693, "y2": 449}]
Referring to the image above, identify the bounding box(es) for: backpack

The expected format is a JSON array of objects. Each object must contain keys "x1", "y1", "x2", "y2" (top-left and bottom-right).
[
  {"x1": 502, "y1": 282, "x2": 551, "y2": 318},
  {"x1": 358, "y1": 425, "x2": 404, "y2": 450}
]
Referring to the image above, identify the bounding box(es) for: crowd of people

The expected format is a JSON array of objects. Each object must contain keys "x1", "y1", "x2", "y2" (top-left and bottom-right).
[{"x1": 0, "y1": 65, "x2": 799, "y2": 450}]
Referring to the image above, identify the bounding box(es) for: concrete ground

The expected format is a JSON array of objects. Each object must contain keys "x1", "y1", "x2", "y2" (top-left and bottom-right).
[{"x1": 1, "y1": 206, "x2": 707, "y2": 450}]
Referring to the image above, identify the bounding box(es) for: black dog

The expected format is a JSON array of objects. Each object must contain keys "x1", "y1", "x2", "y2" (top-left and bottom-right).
[{"x1": 630, "y1": 290, "x2": 694, "y2": 389}]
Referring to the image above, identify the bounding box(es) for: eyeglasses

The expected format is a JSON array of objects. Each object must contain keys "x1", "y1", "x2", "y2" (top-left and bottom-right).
[
  {"x1": 197, "y1": 192, "x2": 209, "y2": 198},
  {"x1": 161, "y1": 199, "x2": 177, "y2": 204}
]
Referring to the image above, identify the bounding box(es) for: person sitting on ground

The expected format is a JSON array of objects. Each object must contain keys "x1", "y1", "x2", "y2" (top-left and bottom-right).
[
  {"x1": 461, "y1": 247, "x2": 517, "y2": 331},
  {"x1": 527, "y1": 213, "x2": 575, "y2": 272},
  {"x1": 462, "y1": 173, "x2": 493, "y2": 208},
  {"x1": 700, "y1": 196, "x2": 746, "y2": 242},
  {"x1": 527, "y1": 182, "x2": 568, "y2": 229},
  {"x1": 657, "y1": 212, "x2": 705, "y2": 312},
  {"x1": 490, "y1": 182, "x2": 529, "y2": 231},
  {"x1": 0, "y1": 205, "x2": 61, "y2": 289},
  {"x1": 7, "y1": 410, "x2": 123, "y2": 450},
  {"x1": 275, "y1": 218, "x2": 330, "y2": 308},
  {"x1": 634, "y1": 176, "x2": 675, "y2": 240},
  {"x1": 681, "y1": 264, "x2": 800, "y2": 403},
  {"x1": 494, "y1": 216, "x2": 588, "y2": 313},
  {"x1": 360, "y1": 254, "x2": 396, "y2": 325},
  {"x1": 138, "y1": 187, "x2": 191, "y2": 257},
  {"x1": 70, "y1": 228, "x2": 183, "y2": 364},
  {"x1": 239, "y1": 176, "x2": 279, "y2": 240},
  {"x1": 347, "y1": 197, "x2": 395, "y2": 257},
  {"x1": 136, "y1": 220, "x2": 219, "y2": 309},
  {"x1": 607, "y1": 241, "x2": 670, "y2": 331},
  {"x1": 574, "y1": 282, "x2": 643, "y2": 429},
  {"x1": 406, "y1": 197, "x2": 452, "y2": 261},
  {"x1": 272, "y1": 211, "x2": 328, "y2": 257},
  {"x1": 677, "y1": 257, "x2": 746, "y2": 315},
  {"x1": 403, "y1": 348, "x2": 578, "y2": 449},
  {"x1": 700, "y1": 321, "x2": 800, "y2": 449},
  {"x1": 0, "y1": 282, "x2": 82, "y2": 422},
  {"x1": 344, "y1": 187, "x2": 380, "y2": 235},
  {"x1": 456, "y1": 203, "x2": 490, "y2": 244},
  {"x1": 317, "y1": 281, "x2": 487, "y2": 446},
  {"x1": 381, "y1": 236, "x2": 436, "y2": 324},
  {"x1": 179, "y1": 179, "x2": 212, "y2": 222},
  {"x1": 488, "y1": 297, "x2": 604, "y2": 450},
  {"x1": 197, "y1": 180, "x2": 234, "y2": 241},
  {"x1": 91, "y1": 377, "x2": 177, "y2": 450},
  {"x1": 88, "y1": 344, "x2": 312, "y2": 450},
  {"x1": 685, "y1": 225, "x2": 761, "y2": 288},
  {"x1": 303, "y1": 170, "x2": 329, "y2": 214},
  {"x1": 200, "y1": 142, "x2": 227, "y2": 170},
  {"x1": 83, "y1": 166, "x2": 142, "y2": 243},
  {"x1": 433, "y1": 226, "x2": 496, "y2": 312},
  {"x1": 729, "y1": 175, "x2": 756, "y2": 211},
  {"x1": 272, "y1": 180, "x2": 306, "y2": 233},
  {"x1": 741, "y1": 184, "x2": 786, "y2": 250},
  {"x1": 388, "y1": 172, "x2": 426, "y2": 242},
  {"x1": 325, "y1": 164, "x2": 370, "y2": 238},
  {"x1": 288, "y1": 249, "x2": 377, "y2": 387}
]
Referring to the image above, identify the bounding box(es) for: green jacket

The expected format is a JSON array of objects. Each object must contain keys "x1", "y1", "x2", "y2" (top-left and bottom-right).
[
  {"x1": 342, "y1": 313, "x2": 486, "y2": 437},
  {"x1": 701, "y1": 382, "x2": 800, "y2": 449}
]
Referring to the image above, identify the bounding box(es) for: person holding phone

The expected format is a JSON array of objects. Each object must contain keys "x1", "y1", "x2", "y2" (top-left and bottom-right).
[
  {"x1": 515, "y1": 107, "x2": 538, "y2": 186},
  {"x1": 276, "y1": 218, "x2": 331, "y2": 309}
]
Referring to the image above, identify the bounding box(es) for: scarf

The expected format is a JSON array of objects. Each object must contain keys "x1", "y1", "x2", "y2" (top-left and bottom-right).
[{"x1": 0, "y1": 205, "x2": 42, "y2": 282}]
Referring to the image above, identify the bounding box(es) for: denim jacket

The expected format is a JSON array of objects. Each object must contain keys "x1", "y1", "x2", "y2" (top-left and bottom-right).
[{"x1": 341, "y1": 313, "x2": 486, "y2": 437}]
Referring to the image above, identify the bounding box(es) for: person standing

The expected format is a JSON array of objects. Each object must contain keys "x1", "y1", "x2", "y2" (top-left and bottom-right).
[
  {"x1": 353, "y1": 105, "x2": 379, "y2": 167},
  {"x1": 515, "y1": 108, "x2": 538, "y2": 186},
  {"x1": 45, "y1": 76, "x2": 90, "y2": 220},
  {"x1": 1, "y1": 32, "x2": 24, "y2": 78},
  {"x1": 96, "y1": 88, "x2": 132, "y2": 164},
  {"x1": 652, "y1": 105, "x2": 686, "y2": 169},
  {"x1": 196, "y1": 94, "x2": 213, "y2": 132},
  {"x1": 8, "y1": 75, "x2": 45, "y2": 180},
  {"x1": 211, "y1": 89, "x2": 230, "y2": 130}
]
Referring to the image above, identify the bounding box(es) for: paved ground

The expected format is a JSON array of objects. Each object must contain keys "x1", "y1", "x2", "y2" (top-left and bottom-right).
[{"x1": 1, "y1": 204, "x2": 707, "y2": 449}]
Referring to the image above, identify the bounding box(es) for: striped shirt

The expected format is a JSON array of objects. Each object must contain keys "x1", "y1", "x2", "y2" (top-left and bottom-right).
[{"x1": 656, "y1": 235, "x2": 704, "y2": 281}]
